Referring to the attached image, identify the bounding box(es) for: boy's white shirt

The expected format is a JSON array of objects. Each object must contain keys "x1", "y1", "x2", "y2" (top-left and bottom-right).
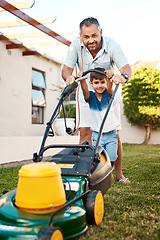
[{"x1": 89, "y1": 99, "x2": 120, "y2": 133}]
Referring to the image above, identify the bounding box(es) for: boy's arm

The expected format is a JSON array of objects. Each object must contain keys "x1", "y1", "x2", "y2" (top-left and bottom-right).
[
  {"x1": 80, "y1": 79, "x2": 90, "y2": 101},
  {"x1": 105, "y1": 70, "x2": 114, "y2": 95},
  {"x1": 107, "y1": 79, "x2": 114, "y2": 95}
]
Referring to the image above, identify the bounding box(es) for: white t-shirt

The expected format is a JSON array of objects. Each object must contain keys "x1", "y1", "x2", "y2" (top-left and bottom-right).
[{"x1": 86, "y1": 90, "x2": 120, "y2": 133}]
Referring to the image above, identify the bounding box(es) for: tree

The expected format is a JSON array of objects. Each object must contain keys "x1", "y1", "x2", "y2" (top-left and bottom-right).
[{"x1": 122, "y1": 65, "x2": 160, "y2": 144}]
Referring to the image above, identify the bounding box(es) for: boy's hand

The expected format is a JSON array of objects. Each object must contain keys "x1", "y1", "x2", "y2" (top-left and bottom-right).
[{"x1": 105, "y1": 70, "x2": 114, "y2": 80}]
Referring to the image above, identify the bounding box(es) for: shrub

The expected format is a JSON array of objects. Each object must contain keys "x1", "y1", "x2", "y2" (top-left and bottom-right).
[{"x1": 122, "y1": 65, "x2": 160, "y2": 144}]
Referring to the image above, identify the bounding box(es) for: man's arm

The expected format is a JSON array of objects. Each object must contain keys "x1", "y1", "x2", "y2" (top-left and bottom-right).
[
  {"x1": 62, "y1": 65, "x2": 75, "y2": 85},
  {"x1": 120, "y1": 64, "x2": 132, "y2": 79}
]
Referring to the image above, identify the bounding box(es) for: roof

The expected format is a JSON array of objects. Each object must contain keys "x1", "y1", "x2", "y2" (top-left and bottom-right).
[
  {"x1": 0, "y1": 32, "x2": 62, "y2": 65},
  {"x1": 0, "y1": 0, "x2": 71, "y2": 64},
  {"x1": 133, "y1": 60, "x2": 160, "y2": 68}
]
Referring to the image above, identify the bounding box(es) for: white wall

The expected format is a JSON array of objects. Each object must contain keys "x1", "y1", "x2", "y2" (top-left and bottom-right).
[
  {"x1": 0, "y1": 136, "x2": 79, "y2": 164},
  {"x1": 0, "y1": 40, "x2": 62, "y2": 137},
  {"x1": 120, "y1": 101, "x2": 160, "y2": 145}
]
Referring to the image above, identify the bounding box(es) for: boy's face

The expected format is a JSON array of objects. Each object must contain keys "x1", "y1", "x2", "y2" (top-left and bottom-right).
[{"x1": 89, "y1": 78, "x2": 107, "y2": 94}]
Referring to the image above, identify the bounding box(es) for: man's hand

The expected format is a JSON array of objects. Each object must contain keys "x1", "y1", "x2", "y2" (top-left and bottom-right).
[
  {"x1": 66, "y1": 75, "x2": 75, "y2": 85},
  {"x1": 110, "y1": 74, "x2": 126, "y2": 84},
  {"x1": 62, "y1": 65, "x2": 75, "y2": 85}
]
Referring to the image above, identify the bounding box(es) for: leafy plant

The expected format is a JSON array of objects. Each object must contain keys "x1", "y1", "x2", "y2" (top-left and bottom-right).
[
  {"x1": 59, "y1": 104, "x2": 76, "y2": 123},
  {"x1": 122, "y1": 65, "x2": 160, "y2": 144},
  {"x1": 52, "y1": 83, "x2": 76, "y2": 121}
]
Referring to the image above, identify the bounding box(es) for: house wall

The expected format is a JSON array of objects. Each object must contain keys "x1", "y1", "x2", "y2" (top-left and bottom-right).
[
  {"x1": 0, "y1": 136, "x2": 80, "y2": 164},
  {"x1": 0, "y1": 40, "x2": 62, "y2": 137},
  {"x1": 120, "y1": 101, "x2": 160, "y2": 145}
]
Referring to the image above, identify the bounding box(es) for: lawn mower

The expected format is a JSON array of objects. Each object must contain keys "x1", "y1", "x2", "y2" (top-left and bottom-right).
[{"x1": 0, "y1": 69, "x2": 119, "y2": 240}]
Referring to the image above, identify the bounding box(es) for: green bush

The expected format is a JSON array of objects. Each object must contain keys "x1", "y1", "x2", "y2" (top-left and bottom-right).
[
  {"x1": 122, "y1": 65, "x2": 160, "y2": 128},
  {"x1": 52, "y1": 83, "x2": 76, "y2": 123},
  {"x1": 122, "y1": 65, "x2": 160, "y2": 143}
]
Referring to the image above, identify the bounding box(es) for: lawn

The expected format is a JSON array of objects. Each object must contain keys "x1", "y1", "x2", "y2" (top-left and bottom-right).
[{"x1": 0, "y1": 144, "x2": 160, "y2": 240}]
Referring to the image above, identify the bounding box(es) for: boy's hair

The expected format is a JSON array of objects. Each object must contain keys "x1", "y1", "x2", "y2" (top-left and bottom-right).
[
  {"x1": 90, "y1": 68, "x2": 107, "y2": 82},
  {"x1": 80, "y1": 17, "x2": 100, "y2": 31}
]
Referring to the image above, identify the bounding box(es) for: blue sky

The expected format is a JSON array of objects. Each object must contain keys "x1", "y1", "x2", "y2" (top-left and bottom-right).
[{"x1": 1, "y1": 0, "x2": 160, "y2": 64}]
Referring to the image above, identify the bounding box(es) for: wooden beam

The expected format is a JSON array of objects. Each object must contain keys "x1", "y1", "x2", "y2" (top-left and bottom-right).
[
  {"x1": 0, "y1": 34, "x2": 8, "y2": 40},
  {"x1": 0, "y1": 16, "x2": 56, "y2": 28},
  {"x1": 0, "y1": 33, "x2": 42, "y2": 56},
  {"x1": 24, "y1": 41, "x2": 63, "y2": 48},
  {"x1": 23, "y1": 50, "x2": 41, "y2": 56},
  {"x1": 0, "y1": 0, "x2": 35, "y2": 11},
  {"x1": 6, "y1": 43, "x2": 25, "y2": 49},
  {"x1": 0, "y1": 0, "x2": 71, "y2": 46},
  {"x1": 4, "y1": 30, "x2": 72, "y2": 39},
  {"x1": 5, "y1": 31, "x2": 48, "y2": 39}
]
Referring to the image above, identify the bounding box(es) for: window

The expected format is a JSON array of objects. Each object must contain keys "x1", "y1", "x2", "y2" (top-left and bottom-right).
[{"x1": 32, "y1": 69, "x2": 46, "y2": 124}]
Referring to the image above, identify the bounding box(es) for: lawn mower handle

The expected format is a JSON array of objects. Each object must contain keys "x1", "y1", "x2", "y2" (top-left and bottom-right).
[
  {"x1": 82, "y1": 69, "x2": 107, "y2": 77},
  {"x1": 60, "y1": 69, "x2": 106, "y2": 99},
  {"x1": 61, "y1": 76, "x2": 87, "y2": 98}
]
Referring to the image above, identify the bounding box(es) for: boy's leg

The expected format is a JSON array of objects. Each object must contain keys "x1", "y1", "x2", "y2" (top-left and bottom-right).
[
  {"x1": 104, "y1": 130, "x2": 118, "y2": 163},
  {"x1": 93, "y1": 131, "x2": 117, "y2": 184},
  {"x1": 103, "y1": 131, "x2": 118, "y2": 184}
]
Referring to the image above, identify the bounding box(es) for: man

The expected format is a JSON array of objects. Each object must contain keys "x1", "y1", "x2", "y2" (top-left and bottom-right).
[{"x1": 62, "y1": 17, "x2": 132, "y2": 183}]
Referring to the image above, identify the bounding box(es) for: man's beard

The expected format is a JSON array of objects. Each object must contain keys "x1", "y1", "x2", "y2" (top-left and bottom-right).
[{"x1": 87, "y1": 42, "x2": 98, "y2": 51}]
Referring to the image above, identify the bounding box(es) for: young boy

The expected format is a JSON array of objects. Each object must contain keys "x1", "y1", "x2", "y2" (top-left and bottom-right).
[{"x1": 79, "y1": 68, "x2": 120, "y2": 164}]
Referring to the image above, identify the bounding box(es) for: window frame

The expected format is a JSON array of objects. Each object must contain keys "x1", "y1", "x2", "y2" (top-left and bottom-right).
[{"x1": 32, "y1": 68, "x2": 46, "y2": 124}]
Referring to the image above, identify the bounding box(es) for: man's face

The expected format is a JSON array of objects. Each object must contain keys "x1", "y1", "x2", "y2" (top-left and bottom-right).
[{"x1": 80, "y1": 24, "x2": 102, "y2": 51}]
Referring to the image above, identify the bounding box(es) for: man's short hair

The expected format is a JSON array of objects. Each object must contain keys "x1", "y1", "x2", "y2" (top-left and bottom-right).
[
  {"x1": 80, "y1": 17, "x2": 100, "y2": 31},
  {"x1": 90, "y1": 68, "x2": 107, "y2": 82}
]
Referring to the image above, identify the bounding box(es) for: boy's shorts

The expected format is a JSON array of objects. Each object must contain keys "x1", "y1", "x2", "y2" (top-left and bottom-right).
[{"x1": 92, "y1": 130, "x2": 118, "y2": 162}]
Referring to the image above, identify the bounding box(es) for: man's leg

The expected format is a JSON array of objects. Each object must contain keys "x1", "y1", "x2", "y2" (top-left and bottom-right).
[
  {"x1": 102, "y1": 130, "x2": 118, "y2": 184},
  {"x1": 114, "y1": 131, "x2": 130, "y2": 183},
  {"x1": 76, "y1": 101, "x2": 92, "y2": 144},
  {"x1": 79, "y1": 127, "x2": 92, "y2": 144}
]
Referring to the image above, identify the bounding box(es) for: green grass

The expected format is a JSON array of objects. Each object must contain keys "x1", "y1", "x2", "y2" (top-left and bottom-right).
[{"x1": 0, "y1": 144, "x2": 160, "y2": 240}]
